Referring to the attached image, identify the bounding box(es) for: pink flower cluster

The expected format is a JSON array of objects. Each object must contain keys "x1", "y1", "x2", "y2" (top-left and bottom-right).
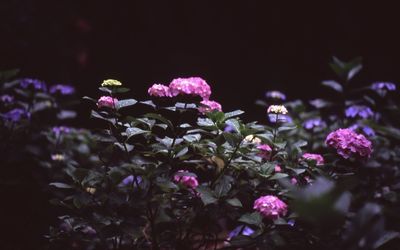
[
  {"x1": 198, "y1": 100, "x2": 222, "y2": 114},
  {"x1": 325, "y1": 128, "x2": 373, "y2": 159},
  {"x1": 257, "y1": 144, "x2": 272, "y2": 158},
  {"x1": 97, "y1": 96, "x2": 118, "y2": 108},
  {"x1": 148, "y1": 77, "x2": 222, "y2": 113},
  {"x1": 147, "y1": 84, "x2": 172, "y2": 97},
  {"x1": 173, "y1": 170, "x2": 199, "y2": 189},
  {"x1": 148, "y1": 77, "x2": 211, "y2": 99},
  {"x1": 253, "y1": 195, "x2": 288, "y2": 219},
  {"x1": 302, "y1": 153, "x2": 324, "y2": 165}
]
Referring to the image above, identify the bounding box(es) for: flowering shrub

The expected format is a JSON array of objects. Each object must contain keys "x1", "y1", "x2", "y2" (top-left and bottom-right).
[{"x1": 1, "y1": 57, "x2": 400, "y2": 249}]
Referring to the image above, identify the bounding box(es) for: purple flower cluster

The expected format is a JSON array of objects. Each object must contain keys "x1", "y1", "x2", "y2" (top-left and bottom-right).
[
  {"x1": 253, "y1": 195, "x2": 287, "y2": 219},
  {"x1": 49, "y1": 84, "x2": 75, "y2": 95},
  {"x1": 349, "y1": 124, "x2": 375, "y2": 137},
  {"x1": 371, "y1": 82, "x2": 396, "y2": 91},
  {"x1": 325, "y1": 128, "x2": 373, "y2": 159},
  {"x1": 0, "y1": 94, "x2": 14, "y2": 104},
  {"x1": 20, "y1": 78, "x2": 47, "y2": 91},
  {"x1": 303, "y1": 118, "x2": 326, "y2": 130},
  {"x1": 228, "y1": 225, "x2": 255, "y2": 240},
  {"x1": 52, "y1": 126, "x2": 71, "y2": 136},
  {"x1": 268, "y1": 114, "x2": 292, "y2": 123},
  {"x1": 345, "y1": 105, "x2": 373, "y2": 119},
  {"x1": 1, "y1": 108, "x2": 30, "y2": 122},
  {"x1": 265, "y1": 90, "x2": 286, "y2": 100}
]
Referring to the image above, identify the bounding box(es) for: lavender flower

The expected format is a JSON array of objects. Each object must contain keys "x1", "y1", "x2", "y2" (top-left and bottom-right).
[
  {"x1": 118, "y1": 175, "x2": 142, "y2": 187},
  {"x1": 19, "y1": 78, "x2": 47, "y2": 91},
  {"x1": 0, "y1": 95, "x2": 14, "y2": 104},
  {"x1": 349, "y1": 124, "x2": 375, "y2": 137},
  {"x1": 303, "y1": 118, "x2": 326, "y2": 130},
  {"x1": 345, "y1": 105, "x2": 373, "y2": 119},
  {"x1": 228, "y1": 225, "x2": 255, "y2": 240},
  {"x1": 268, "y1": 114, "x2": 292, "y2": 123},
  {"x1": 52, "y1": 126, "x2": 71, "y2": 136},
  {"x1": 265, "y1": 90, "x2": 286, "y2": 101},
  {"x1": 325, "y1": 128, "x2": 373, "y2": 159},
  {"x1": 371, "y1": 82, "x2": 396, "y2": 91},
  {"x1": 49, "y1": 84, "x2": 75, "y2": 95},
  {"x1": 1, "y1": 108, "x2": 30, "y2": 122}
]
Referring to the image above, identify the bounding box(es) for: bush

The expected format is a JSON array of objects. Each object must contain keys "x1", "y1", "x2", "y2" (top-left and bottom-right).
[{"x1": 1, "y1": 58, "x2": 400, "y2": 250}]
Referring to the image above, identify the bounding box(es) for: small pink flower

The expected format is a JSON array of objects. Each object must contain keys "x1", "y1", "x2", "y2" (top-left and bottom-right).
[
  {"x1": 274, "y1": 165, "x2": 282, "y2": 172},
  {"x1": 302, "y1": 153, "x2": 325, "y2": 166},
  {"x1": 169, "y1": 77, "x2": 211, "y2": 99},
  {"x1": 173, "y1": 170, "x2": 199, "y2": 189},
  {"x1": 291, "y1": 178, "x2": 298, "y2": 185},
  {"x1": 97, "y1": 96, "x2": 118, "y2": 109},
  {"x1": 304, "y1": 176, "x2": 312, "y2": 184},
  {"x1": 198, "y1": 99, "x2": 222, "y2": 114},
  {"x1": 257, "y1": 144, "x2": 272, "y2": 158},
  {"x1": 148, "y1": 84, "x2": 172, "y2": 97},
  {"x1": 253, "y1": 195, "x2": 287, "y2": 219}
]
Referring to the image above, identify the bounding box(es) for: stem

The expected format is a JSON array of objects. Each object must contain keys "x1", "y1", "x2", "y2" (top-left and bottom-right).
[
  {"x1": 212, "y1": 140, "x2": 241, "y2": 187},
  {"x1": 269, "y1": 113, "x2": 279, "y2": 161}
]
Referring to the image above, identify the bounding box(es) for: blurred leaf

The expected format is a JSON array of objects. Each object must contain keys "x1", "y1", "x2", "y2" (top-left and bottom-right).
[
  {"x1": 49, "y1": 182, "x2": 73, "y2": 189},
  {"x1": 226, "y1": 119, "x2": 241, "y2": 133},
  {"x1": 238, "y1": 212, "x2": 262, "y2": 227},
  {"x1": 57, "y1": 110, "x2": 77, "y2": 120},
  {"x1": 196, "y1": 186, "x2": 218, "y2": 205},
  {"x1": 116, "y1": 99, "x2": 137, "y2": 110},
  {"x1": 225, "y1": 110, "x2": 245, "y2": 119},
  {"x1": 226, "y1": 198, "x2": 243, "y2": 207},
  {"x1": 269, "y1": 173, "x2": 289, "y2": 180},
  {"x1": 183, "y1": 133, "x2": 201, "y2": 143},
  {"x1": 126, "y1": 127, "x2": 147, "y2": 139},
  {"x1": 322, "y1": 80, "x2": 343, "y2": 92},
  {"x1": 215, "y1": 175, "x2": 233, "y2": 198}
]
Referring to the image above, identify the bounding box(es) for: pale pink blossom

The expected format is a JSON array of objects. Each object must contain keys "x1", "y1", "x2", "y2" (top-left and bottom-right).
[
  {"x1": 253, "y1": 195, "x2": 288, "y2": 219},
  {"x1": 274, "y1": 165, "x2": 282, "y2": 172},
  {"x1": 169, "y1": 77, "x2": 211, "y2": 99},
  {"x1": 97, "y1": 96, "x2": 118, "y2": 109},
  {"x1": 291, "y1": 178, "x2": 298, "y2": 185},
  {"x1": 198, "y1": 99, "x2": 222, "y2": 114},
  {"x1": 148, "y1": 84, "x2": 172, "y2": 97},
  {"x1": 302, "y1": 153, "x2": 325, "y2": 166}
]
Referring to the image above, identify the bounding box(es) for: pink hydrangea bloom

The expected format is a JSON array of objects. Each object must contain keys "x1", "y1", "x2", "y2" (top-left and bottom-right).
[
  {"x1": 148, "y1": 84, "x2": 172, "y2": 97},
  {"x1": 97, "y1": 96, "x2": 118, "y2": 109},
  {"x1": 274, "y1": 165, "x2": 282, "y2": 172},
  {"x1": 198, "y1": 99, "x2": 222, "y2": 114},
  {"x1": 302, "y1": 153, "x2": 325, "y2": 165},
  {"x1": 291, "y1": 178, "x2": 298, "y2": 185},
  {"x1": 169, "y1": 77, "x2": 211, "y2": 99},
  {"x1": 257, "y1": 144, "x2": 272, "y2": 158},
  {"x1": 253, "y1": 195, "x2": 288, "y2": 219},
  {"x1": 325, "y1": 128, "x2": 373, "y2": 159},
  {"x1": 173, "y1": 170, "x2": 199, "y2": 189}
]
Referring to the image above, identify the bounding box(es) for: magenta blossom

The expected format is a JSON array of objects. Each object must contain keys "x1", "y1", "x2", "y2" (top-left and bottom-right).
[
  {"x1": 198, "y1": 100, "x2": 222, "y2": 114},
  {"x1": 173, "y1": 170, "x2": 199, "y2": 189},
  {"x1": 302, "y1": 153, "x2": 324, "y2": 166},
  {"x1": 97, "y1": 96, "x2": 118, "y2": 109},
  {"x1": 148, "y1": 84, "x2": 172, "y2": 97},
  {"x1": 253, "y1": 195, "x2": 288, "y2": 219},
  {"x1": 325, "y1": 128, "x2": 373, "y2": 159},
  {"x1": 169, "y1": 77, "x2": 211, "y2": 99},
  {"x1": 257, "y1": 144, "x2": 272, "y2": 159},
  {"x1": 274, "y1": 165, "x2": 282, "y2": 172}
]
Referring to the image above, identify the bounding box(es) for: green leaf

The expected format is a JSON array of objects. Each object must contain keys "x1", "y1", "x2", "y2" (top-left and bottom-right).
[
  {"x1": 225, "y1": 119, "x2": 241, "y2": 133},
  {"x1": 197, "y1": 118, "x2": 215, "y2": 127},
  {"x1": 49, "y1": 182, "x2": 73, "y2": 189},
  {"x1": 99, "y1": 87, "x2": 112, "y2": 94},
  {"x1": 196, "y1": 186, "x2": 218, "y2": 205},
  {"x1": 183, "y1": 133, "x2": 201, "y2": 143},
  {"x1": 269, "y1": 173, "x2": 289, "y2": 180},
  {"x1": 90, "y1": 110, "x2": 115, "y2": 124},
  {"x1": 226, "y1": 198, "x2": 243, "y2": 207},
  {"x1": 126, "y1": 127, "x2": 147, "y2": 139},
  {"x1": 278, "y1": 125, "x2": 297, "y2": 133},
  {"x1": 113, "y1": 87, "x2": 130, "y2": 93},
  {"x1": 238, "y1": 212, "x2": 263, "y2": 226},
  {"x1": 145, "y1": 113, "x2": 173, "y2": 129},
  {"x1": 225, "y1": 110, "x2": 245, "y2": 119},
  {"x1": 215, "y1": 175, "x2": 233, "y2": 198},
  {"x1": 116, "y1": 99, "x2": 137, "y2": 110},
  {"x1": 321, "y1": 80, "x2": 343, "y2": 92}
]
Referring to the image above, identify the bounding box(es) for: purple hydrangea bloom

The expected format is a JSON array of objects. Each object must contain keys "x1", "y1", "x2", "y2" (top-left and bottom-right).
[
  {"x1": 268, "y1": 114, "x2": 292, "y2": 123},
  {"x1": 228, "y1": 225, "x2": 255, "y2": 240},
  {"x1": 118, "y1": 175, "x2": 142, "y2": 187},
  {"x1": 345, "y1": 105, "x2": 373, "y2": 119},
  {"x1": 325, "y1": 128, "x2": 373, "y2": 159},
  {"x1": 303, "y1": 118, "x2": 326, "y2": 130},
  {"x1": 349, "y1": 124, "x2": 375, "y2": 137},
  {"x1": 371, "y1": 82, "x2": 396, "y2": 91},
  {"x1": 0, "y1": 95, "x2": 14, "y2": 104},
  {"x1": 2, "y1": 108, "x2": 30, "y2": 122},
  {"x1": 20, "y1": 78, "x2": 47, "y2": 91},
  {"x1": 265, "y1": 90, "x2": 286, "y2": 100},
  {"x1": 52, "y1": 126, "x2": 71, "y2": 136},
  {"x1": 49, "y1": 84, "x2": 75, "y2": 95}
]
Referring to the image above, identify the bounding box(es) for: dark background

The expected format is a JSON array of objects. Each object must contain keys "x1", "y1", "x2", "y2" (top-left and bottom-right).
[
  {"x1": 1, "y1": 1, "x2": 400, "y2": 249},
  {"x1": 2, "y1": 1, "x2": 400, "y2": 121}
]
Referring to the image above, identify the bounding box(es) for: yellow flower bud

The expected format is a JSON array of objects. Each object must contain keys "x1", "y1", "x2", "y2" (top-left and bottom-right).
[{"x1": 101, "y1": 79, "x2": 122, "y2": 87}]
